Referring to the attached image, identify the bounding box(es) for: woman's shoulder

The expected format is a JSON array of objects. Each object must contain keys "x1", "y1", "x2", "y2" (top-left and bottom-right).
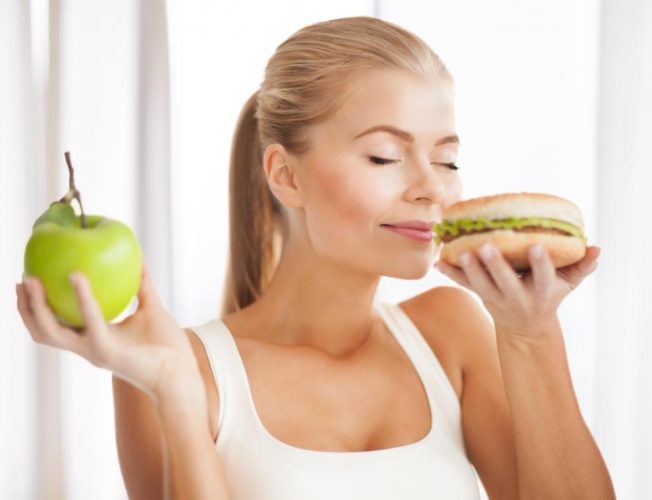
[
  {"x1": 398, "y1": 286, "x2": 494, "y2": 398},
  {"x1": 400, "y1": 285, "x2": 490, "y2": 336}
]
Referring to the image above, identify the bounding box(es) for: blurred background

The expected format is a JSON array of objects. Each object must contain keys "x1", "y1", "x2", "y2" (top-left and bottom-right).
[{"x1": 1, "y1": 0, "x2": 650, "y2": 498}]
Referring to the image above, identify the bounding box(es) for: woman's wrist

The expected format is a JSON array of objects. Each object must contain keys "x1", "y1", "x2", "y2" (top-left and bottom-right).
[{"x1": 494, "y1": 314, "x2": 563, "y2": 354}]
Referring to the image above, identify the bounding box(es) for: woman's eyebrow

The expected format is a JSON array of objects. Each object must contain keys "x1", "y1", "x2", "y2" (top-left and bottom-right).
[{"x1": 353, "y1": 124, "x2": 460, "y2": 146}]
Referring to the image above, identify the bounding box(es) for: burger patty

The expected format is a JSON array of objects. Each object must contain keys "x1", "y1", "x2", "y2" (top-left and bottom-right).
[{"x1": 439, "y1": 226, "x2": 575, "y2": 244}]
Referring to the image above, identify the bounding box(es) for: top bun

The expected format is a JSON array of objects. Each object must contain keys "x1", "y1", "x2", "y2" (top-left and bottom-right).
[{"x1": 443, "y1": 192, "x2": 584, "y2": 229}]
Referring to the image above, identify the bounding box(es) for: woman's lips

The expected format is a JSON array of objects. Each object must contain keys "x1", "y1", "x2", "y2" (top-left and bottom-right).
[{"x1": 381, "y1": 224, "x2": 433, "y2": 242}]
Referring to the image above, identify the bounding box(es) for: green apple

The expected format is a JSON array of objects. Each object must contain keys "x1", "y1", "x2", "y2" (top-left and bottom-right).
[{"x1": 23, "y1": 152, "x2": 142, "y2": 328}]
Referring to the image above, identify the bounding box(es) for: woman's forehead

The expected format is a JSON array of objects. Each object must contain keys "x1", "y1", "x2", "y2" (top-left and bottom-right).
[
  {"x1": 326, "y1": 71, "x2": 456, "y2": 144},
  {"x1": 297, "y1": 69, "x2": 456, "y2": 154}
]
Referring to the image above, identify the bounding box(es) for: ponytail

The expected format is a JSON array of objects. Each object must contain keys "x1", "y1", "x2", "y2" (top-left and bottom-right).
[{"x1": 220, "y1": 90, "x2": 284, "y2": 316}]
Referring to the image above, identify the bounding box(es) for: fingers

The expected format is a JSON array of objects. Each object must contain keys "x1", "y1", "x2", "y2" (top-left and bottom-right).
[
  {"x1": 436, "y1": 244, "x2": 601, "y2": 300},
  {"x1": 16, "y1": 282, "x2": 39, "y2": 333},
  {"x1": 434, "y1": 260, "x2": 472, "y2": 289},
  {"x1": 23, "y1": 278, "x2": 68, "y2": 336},
  {"x1": 528, "y1": 244, "x2": 556, "y2": 292},
  {"x1": 475, "y1": 243, "x2": 523, "y2": 296},
  {"x1": 458, "y1": 250, "x2": 500, "y2": 297},
  {"x1": 17, "y1": 278, "x2": 83, "y2": 353},
  {"x1": 69, "y1": 272, "x2": 107, "y2": 332},
  {"x1": 18, "y1": 274, "x2": 117, "y2": 367},
  {"x1": 436, "y1": 244, "x2": 524, "y2": 301}
]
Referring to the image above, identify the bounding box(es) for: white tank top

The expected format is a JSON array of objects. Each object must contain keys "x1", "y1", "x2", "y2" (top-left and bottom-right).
[{"x1": 190, "y1": 301, "x2": 483, "y2": 499}]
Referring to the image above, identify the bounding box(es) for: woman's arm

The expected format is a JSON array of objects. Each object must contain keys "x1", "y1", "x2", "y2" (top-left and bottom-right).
[
  {"x1": 495, "y1": 318, "x2": 615, "y2": 499},
  {"x1": 154, "y1": 366, "x2": 231, "y2": 500},
  {"x1": 16, "y1": 262, "x2": 231, "y2": 499},
  {"x1": 435, "y1": 243, "x2": 616, "y2": 499},
  {"x1": 113, "y1": 376, "x2": 166, "y2": 499},
  {"x1": 114, "y1": 328, "x2": 222, "y2": 499}
]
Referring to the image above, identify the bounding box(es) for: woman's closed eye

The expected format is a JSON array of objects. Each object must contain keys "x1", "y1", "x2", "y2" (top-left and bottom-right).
[{"x1": 368, "y1": 156, "x2": 459, "y2": 170}]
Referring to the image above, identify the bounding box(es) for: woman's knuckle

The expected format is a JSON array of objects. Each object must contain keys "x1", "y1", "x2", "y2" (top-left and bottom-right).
[
  {"x1": 27, "y1": 329, "x2": 43, "y2": 343},
  {"x1": 30, "y1": 330, "x2": 52, "y2": 347}
]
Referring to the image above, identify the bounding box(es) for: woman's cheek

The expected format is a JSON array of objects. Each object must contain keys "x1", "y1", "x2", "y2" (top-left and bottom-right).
[
  {"x1": 305, "y1": 164, "x2": 390, "y2": 251},
  {"x1": 442, "y1": 177, "x2": 463, "y2": 207},
  {"x1": 310, "y1": 159, "x2": 375, "y2": 211}
]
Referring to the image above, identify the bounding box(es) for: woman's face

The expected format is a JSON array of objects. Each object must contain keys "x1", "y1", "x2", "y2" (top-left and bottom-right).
[{"x1": 294, "y1": 68, "x2": 462, "y2": 279}]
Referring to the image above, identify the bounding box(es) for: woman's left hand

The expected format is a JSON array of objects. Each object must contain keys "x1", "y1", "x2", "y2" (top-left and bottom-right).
[{"x1": 434, "y1": 243, "x2": 601, "y2": 340}]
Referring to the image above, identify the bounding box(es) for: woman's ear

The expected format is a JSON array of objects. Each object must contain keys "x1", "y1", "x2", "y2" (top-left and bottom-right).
[{"x1": 263, "y1": 143, "x2": 304, "y2": 208}]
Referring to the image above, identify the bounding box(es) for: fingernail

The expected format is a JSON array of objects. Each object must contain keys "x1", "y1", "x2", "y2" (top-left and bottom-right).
[
  {"x1": 459, "y1": 252, "x2": 471, "y2": 265},
  {"x1": 478, "y1": 244, "x2": 494, "y2": 259},
  {"x1": 531, "y1": 244, "x2": 543, "y2": 258}
]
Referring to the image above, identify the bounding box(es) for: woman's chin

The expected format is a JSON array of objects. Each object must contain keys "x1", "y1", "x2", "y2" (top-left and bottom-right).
[{"x1": 383, "y1": 262, "x2": 432, "y2": 280}]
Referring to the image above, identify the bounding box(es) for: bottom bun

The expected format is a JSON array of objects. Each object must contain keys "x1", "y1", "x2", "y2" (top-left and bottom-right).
[{"x1": 439, "y1": 229, "x2": 586, "y2": 271}]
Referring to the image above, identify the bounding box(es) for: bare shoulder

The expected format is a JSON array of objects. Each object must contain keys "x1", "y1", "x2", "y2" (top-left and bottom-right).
[
  {"x1": 398, "y1": 286, "x2": 495, "y2": 390},
  {"x1": 401, "y1": 285, "x2": 489, "y2": 325},
  {"x1": 184, "y1": 327, "x2": 220, "y2": 443}
]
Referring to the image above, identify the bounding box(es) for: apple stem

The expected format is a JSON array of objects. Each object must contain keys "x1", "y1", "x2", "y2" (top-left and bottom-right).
[{"x1": 59, "y1": 152, "x2": 88, "y2": 228}]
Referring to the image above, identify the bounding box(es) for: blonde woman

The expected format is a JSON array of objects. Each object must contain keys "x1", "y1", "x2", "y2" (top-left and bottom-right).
[{"x1": 16, "y1": 16, "x2": 616, "y2": 500}]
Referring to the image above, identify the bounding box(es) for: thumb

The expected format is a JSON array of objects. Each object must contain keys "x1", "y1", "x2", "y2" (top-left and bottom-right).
[
  {"x1": 137, "y1": 258, "x2": 163, "y2": 310},
  {"x1": 563, "y1": 245, "x2": 600, "y2": 289},
  {"x1": 576, "y1": 245, "x2": 601, "y2": 274}
]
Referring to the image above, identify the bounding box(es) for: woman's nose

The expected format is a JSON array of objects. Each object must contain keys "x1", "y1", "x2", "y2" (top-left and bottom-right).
[{"x1": 406, "y1": 160, "x2": 447, "y2": 203}]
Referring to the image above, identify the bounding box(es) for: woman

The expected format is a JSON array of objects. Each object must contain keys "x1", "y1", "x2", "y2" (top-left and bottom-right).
[{"x1": 16, "y1": 16, "x2": 615, "y2": 500}]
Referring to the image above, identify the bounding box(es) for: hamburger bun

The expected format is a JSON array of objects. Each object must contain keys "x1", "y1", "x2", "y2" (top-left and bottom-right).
[{"x1": 434, "y1": 192, "x2": 587, "y2": 271}]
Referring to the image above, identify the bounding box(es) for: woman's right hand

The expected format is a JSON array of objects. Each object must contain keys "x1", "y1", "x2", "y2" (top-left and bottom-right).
[{"x1": 16, "y1": 259, "x2": 204, "y2": 405}]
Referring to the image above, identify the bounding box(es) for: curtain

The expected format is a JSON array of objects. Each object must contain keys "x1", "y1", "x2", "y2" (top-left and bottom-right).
[
  {"x1": 1, "y1": 0, "x2": 44, "y2": 496},
  {"x1": 1, "y1": 0, "x2": 172, "y2": 498},
  {"x1": 594, "y1": 0, "x2": 652, "y2": 497}
]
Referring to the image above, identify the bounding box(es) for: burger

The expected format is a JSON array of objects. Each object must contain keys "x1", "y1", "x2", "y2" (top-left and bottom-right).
[{"x1": 433, "y1": 192, "x2": 588, "y2": 271}]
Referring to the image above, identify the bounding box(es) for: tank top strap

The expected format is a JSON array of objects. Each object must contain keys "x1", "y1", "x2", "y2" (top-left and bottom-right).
[
  {"x1": 189, "y1": 318, "x2": 256, "y2": 440},
  {"x1": 375, "y1": 301, "x2": 463, "y2": 440}
]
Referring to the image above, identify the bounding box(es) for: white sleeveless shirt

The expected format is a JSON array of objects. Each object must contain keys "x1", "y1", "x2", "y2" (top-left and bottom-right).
[{"x1": 190, "y1": 301, "x2": 483, "y2": 499}]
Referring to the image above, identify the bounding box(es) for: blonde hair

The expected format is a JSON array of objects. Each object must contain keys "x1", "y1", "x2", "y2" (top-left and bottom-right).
[{"x1": 220, "y1": 16, "x2": 452, "y2": 316}]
